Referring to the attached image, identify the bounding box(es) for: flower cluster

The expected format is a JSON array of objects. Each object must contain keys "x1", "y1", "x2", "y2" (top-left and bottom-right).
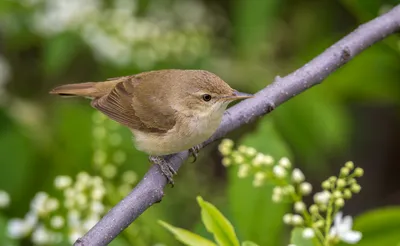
[
  {"x1": 7, "y1": 173, "x2": 106, "y2": 244},
  {"x1": 14, "y1": 0, "x2": 214, "y2": 68},
  {"x1": 219, "y1": 139, "x2": 364, "y2": 246},
  {"x1": 7, "y1": 112, "x2": 138, "y2": 244}
]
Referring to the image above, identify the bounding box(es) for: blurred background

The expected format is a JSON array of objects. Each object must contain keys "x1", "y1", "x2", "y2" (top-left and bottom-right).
[{"x1": 0, "y1": 0, "x2": 400, "y2": 245}]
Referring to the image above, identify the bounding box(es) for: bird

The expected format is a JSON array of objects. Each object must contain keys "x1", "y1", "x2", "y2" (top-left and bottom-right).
[{"x1": 50, "y1": 69, "x2": 252, "y2": 184}]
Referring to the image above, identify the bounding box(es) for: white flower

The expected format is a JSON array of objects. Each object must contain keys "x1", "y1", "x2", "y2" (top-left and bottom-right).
[
  {"x1": 278, "y1": 157, "x2": 291, "y2": 168},
  {"x1": 299, "y1": 182, "x2": 312, "y2": 195},
  {"x1": 54, "y1": 176, "x2": 72, "y2": 189},
  {"x1": 50, "y1": 216, "x2": 65, "y2": 229},
  {"x1": 294, "y1": 201, "x2": 306, "y2": 212},
  {"x1": 302, "y1": 228, "x2": 315, "y2": 239},
  {"x1": 245, "y1": 147, "x2": 257, "y2": 157},
  {"x1": 291, "y1": 214, "x2": 304, "y2": 225},
  {"x1": 330, "y1": 212, "x2": 362, "y2": 244},
  {"x1": 313, "y1": 191, "x2": 331, "y2": 205},
  {"x1": 283, "y1": 214, "x2": 292, "y2": 224},
  {"x1": 273, "y1": 166, "x2": 287, "y2": 178},
  {"x1": 32, "y1": 225, "x2": 53, "y2": 245},
  {"x1": 0, "y1": 190, "x2": 10, "y2": 208},
  {"x1": 291, "y1": 168, "x2": 305, "y2": 183},
  {"x1": 237, "y1": 165, "x2": 250, "y2": 178},
  {"x1": 7, "y1": 219, "x2": 31, "y2": 238},
  {"x1": 30, "y1": 192, "x2": 49, "y2": 215}
]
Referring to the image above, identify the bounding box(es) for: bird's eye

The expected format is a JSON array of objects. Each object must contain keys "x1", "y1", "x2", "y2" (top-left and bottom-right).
[{"x1": 202, "y1": 94, "x2": 212, "y2": 102}]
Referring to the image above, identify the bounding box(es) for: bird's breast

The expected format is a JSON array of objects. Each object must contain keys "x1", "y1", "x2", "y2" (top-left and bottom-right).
[{"x1": 131, "y1": 111, "x2": 223, "y2": 156}]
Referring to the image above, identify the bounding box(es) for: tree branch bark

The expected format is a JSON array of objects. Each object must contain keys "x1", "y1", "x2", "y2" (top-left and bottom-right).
[{"x1": 75, "y1": 5, "x2": 400, "y2": 246}]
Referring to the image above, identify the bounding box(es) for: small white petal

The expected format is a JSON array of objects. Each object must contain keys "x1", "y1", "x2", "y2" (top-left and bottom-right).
[{"x1": 341, "y1": 231, "x2": 362, "y2": 244}]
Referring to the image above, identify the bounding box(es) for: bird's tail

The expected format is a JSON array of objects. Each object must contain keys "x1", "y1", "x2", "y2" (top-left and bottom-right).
[{"x1": 49, "y1": 81, "x2": 119, "y2": 98}]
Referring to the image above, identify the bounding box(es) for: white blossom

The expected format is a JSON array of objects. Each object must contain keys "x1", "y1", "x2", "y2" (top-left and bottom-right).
[
  {"x1": 50, "y1": 216, "x2": 65, "y2": 229},
  {"x1": 330, "y1": 212, "x2": 362, "y2": 244},
  {"x1": 54, "y1": 176, "x2": 72, "y2": 189},
  {"x1": 299, "y1": 182, "x2": 312, "y2": 195},
  {"x1": 302, "y1": 228, "x2": 315, "y2": 239},
  {"x1": 7, "y1": 219, "x2": 31, "y2": 238},
  {"x1": 313, "y1": 191, "x2": 331, "y2": 205},
  {"x1": 237, "y1": 165, "x2": 250, "y2": 178},
  {"x1": 291, "y1": 168, "x2": 305, "y2": 183},
  {"x1": 278, "y1": 157, "x2": 291, "y2": 168},
  {"x1": 0, "y1": 190, "x2": 10, "y2": 208},
  {"x1": 273, "y1": 166, "x2": 287, "y2": 178}
]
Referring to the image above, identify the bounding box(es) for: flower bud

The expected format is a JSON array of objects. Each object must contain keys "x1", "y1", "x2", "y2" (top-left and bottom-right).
[
  {"x1": 351, "y1": 184, "x2": 361, "y2": 193},
  {"x1": 272, "y1": 194, "x2": 282, "y2": 203},
  {"x1": 313, "y1": 220, "x2": 324, "y2": 228},
  {"x1": 283, "y1": 214, "x2": 293, "y2": 224},
  {"x1": 292, "y1": 214, "x2": 304, "y2": 225},
  {"x1": 354, "y1": 167, "x2": 364, "y2": 177},
  {"x1": 328, "y1": 176, "x2": 337, "y2": 183},
  {"x1": 336, "y1": 179, "x2": 346, "y2": 188},
  {"x1": 322, "y1": 180, "x2": 331, "y2": 190},
  {"x1": 340, "y1": 167, "x2": 350, "y2": 176},
  {"x1": 314, "y1": 191, "x2": 331, "y2": 205},
  {"x1": 335, "y1": 198, "x2": 345, "y2": 207},
  {"x1": 238, "y1": 165, "x2": 250, "y2": 178},
  {"x1": 309, "y1": 204, "x2": 319, "y2": 214},
  {"x1": 333, "y1": 191, "x2": 342, "y2": 199},
  {"x1": 273, "y1": 166, "x2": 287, "y2": 178},
  {"x1": 343, "y1": 189, "x2": 352, "y2": 199},
  {"x1": 245, "y1": 147, "x2": 257, "y2": 157},
  {"x1": 238, "y1": 145, "x2": 248, "y2": 154},
  {"x1": 278, "y1": 157, "x2": 291, "y2": 169},
  {"x1": 294, "y1": 201, "x2": 306, "y2": 213},
  {"x1": 222, "y1": 158, "x2": 232, "y2": 167},
  {"x1": 292, "y1": 168, "x2": 305, "y2": 183},
  {"x1": 263, "y1": 155, "x2": 274, "y2": 166},
  {"x1": 299, "y1": 182, "x2": 312, "y2": 195},
  {"x1": 345, "y1": 161, "x2": 354, "y2": 170},
  {"x1": 302, "y1": 228, "x2": 315, "y2": 239}
]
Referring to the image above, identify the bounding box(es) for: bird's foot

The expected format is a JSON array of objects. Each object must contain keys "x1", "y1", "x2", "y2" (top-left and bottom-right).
[
  {"x1": 149, "y1": 156, "x2": 177, "y2": 187},
  {"x1": 189, "y1": 145, "x2": 201, "y2": 163}
]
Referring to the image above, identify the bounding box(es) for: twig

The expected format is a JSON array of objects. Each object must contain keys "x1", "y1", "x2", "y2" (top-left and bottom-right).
[{"x1": 75, "y1": 5, "x2": 400, "y2": 246}]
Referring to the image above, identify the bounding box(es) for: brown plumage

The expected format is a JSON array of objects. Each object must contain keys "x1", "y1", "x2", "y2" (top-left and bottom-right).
[
  {"x1": 50, "y1": 70, "x2": 237, "y2": 136},
  {"x1": 50, "y1": 69, "x2": 253, "y2": 183}
]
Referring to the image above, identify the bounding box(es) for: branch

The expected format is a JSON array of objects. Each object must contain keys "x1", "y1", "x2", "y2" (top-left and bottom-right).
[{"x1": 75, "y1": 5, "x2": 400, "y2": 246}]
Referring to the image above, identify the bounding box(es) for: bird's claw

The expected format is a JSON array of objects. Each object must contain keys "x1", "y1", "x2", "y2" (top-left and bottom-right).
[
  {"x1": 149, "y1": 156, "x2": 176, "y2": 187},
  {"x1": 189, "y1": 145, "x2": 201, "y2": 163}
]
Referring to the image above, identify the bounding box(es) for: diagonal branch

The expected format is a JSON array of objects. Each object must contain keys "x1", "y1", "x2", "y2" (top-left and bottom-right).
[{"x1": 75, "y1": 5, "x2": 400, "y2": 246}]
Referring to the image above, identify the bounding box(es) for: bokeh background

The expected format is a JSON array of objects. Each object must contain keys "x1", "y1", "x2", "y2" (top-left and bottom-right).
[{"x1": 1, "y1": 0, "x2": 400, "y2": 245}]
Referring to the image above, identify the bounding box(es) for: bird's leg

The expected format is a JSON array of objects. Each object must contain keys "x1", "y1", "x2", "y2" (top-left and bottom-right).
[
  {"x1": 149, "y1": 156, "x2": 177, "y2": 186},
  {"x1": 189, "y1": 145, "x2": 201, "y2": 163}
]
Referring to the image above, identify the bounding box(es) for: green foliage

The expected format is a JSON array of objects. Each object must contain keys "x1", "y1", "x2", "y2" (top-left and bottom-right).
[
  {"x1": 348, "y1": 207, "x2": 400, "y2": 246},
  {"x1": 197, "y1": 196, "x2": 240, "y2": 246},
  {"x1": 159, "y1": 221, "x2": 217, "y2": 246}
]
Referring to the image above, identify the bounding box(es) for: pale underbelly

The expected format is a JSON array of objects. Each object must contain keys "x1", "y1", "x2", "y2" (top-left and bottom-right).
[{"x1": 131, "y1": 118, "x2": 220, "y2": 156}]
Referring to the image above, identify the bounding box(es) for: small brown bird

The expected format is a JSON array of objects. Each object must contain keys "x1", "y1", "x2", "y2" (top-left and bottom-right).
[{"x1": 50, "y1": 69, "x2": 252, "y2": 183}]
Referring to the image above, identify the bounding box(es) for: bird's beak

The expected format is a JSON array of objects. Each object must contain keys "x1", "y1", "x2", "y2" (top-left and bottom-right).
[{"x1": 221, "y1": 90, "x2": 254, "y2": 101}]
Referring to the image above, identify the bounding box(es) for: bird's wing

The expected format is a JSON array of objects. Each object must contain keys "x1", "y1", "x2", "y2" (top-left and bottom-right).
[{"x1": 91, "y1": 76, "x2": 177, "y2": 133}]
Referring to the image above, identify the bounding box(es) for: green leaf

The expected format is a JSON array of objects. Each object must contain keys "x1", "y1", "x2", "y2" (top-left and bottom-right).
[
  {"x1": 340, "y1": 206, "x2": 400, "y2": 246},
  {"x1": 197, "y1": 196, "x2": 240, "y2": 246},
  {"x1": 159, "y1": 220, "x2": 217, "y2": 246},
  {"x1": 241, "y1": 241, "x2": 260, "y2": 246},
  {"x1": 290, "y1": 228, "x2": 314, "y2": 246}
]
